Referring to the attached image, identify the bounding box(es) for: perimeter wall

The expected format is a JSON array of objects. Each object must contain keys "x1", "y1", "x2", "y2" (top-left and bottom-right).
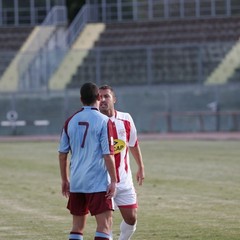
[{"x1": 0, "y1": 83, "x2": 240, "y2": 136}]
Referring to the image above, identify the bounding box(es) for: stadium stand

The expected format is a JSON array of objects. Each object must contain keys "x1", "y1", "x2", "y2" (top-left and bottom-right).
[
  {"x1": 1, "y1": 1, "x2": 239, "y2": 91},
  {"x1": 93, "y1": 18, "x2": 240, "y2": 46},
  {"x1": 0, "y1": 27, "x2": 33, "y2": 77},
  {"x1": 0, "y1": 26, "x2": 60, "y2": 92},
  {"x1": 206, "y1": 40, "x2": 240, "y2": 84},
  {"x1": 230, "y1": 67, "x2": 240, "y2": 82},
  {"x1": 66, "y1": 16, "x2": 240, "y2": 88},
  {"x1": 49, "y1": 23, "x2": 105, "y2": 90},
  {"x1": 0, "y1": 2, "x2": 67, "y2": 92},
  {"x1": 1, "y1": 1, "x2": 240, "y2": 136}
]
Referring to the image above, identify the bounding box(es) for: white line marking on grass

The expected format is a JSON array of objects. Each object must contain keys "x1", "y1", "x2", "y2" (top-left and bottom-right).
[{"x1": 0, "y1": 198, "x2": 66, "y2": 221}]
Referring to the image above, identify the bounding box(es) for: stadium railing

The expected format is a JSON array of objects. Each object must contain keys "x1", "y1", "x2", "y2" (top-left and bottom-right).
[
  {"x1": 0, "y1": 4, "x2": 68, "y2": 92},
  {"x1": 17, "y1": 6, "x2": 67, "y2": 91},
  {"x1": 86, "y1": 0, "x2": 240, "y2": 23},
  {"x1": 16, "y1": 4, "x2": 89, "y2": 91}
]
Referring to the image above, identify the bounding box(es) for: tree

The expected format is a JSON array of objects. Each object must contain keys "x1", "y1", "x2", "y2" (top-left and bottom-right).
[{"x1": 66, "y1": 0, "x2": 86, "y2": 23}]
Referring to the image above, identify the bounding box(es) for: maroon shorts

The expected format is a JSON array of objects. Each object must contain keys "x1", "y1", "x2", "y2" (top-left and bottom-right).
[{"x1": 67, "y1": 192, "x2": 114, "y2": 216}]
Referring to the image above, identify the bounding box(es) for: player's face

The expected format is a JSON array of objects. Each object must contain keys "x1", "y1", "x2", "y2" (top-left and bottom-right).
[{"x1": 99, "y1": 89, "x2": 116, "y2": 112}]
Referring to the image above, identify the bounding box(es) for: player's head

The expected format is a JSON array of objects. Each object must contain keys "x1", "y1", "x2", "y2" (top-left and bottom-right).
[
  {"x1": 80, "y1": 82, "x2": 100, "y2": 106},
  {"x1": 99, "y1": 85, "x2": 116, "y2": 116},
  {"x1": 99, "y1": 85, "x2": 115, "y2": 95}
]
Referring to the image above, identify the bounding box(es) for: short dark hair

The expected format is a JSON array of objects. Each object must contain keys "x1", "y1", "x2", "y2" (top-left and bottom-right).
[
  {"x1": 80, "y1": 82, "x2": 99, "y2": 105},
  {"x1": 99, "y1": 85, "x2": 115, "y2": 97}
]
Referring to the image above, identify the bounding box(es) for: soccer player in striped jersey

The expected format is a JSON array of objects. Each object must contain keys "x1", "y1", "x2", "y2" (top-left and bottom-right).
[
  {"x1": 99, "y1": 85, "x2": 145, "y2": 240},
  {"x1": 58, "y1": 82, "x2": 117, "y2": 240}
]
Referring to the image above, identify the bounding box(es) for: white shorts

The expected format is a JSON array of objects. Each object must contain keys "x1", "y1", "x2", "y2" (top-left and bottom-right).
[{"x1": 114, "y1": 187, "x2": 138, "y2": 208}]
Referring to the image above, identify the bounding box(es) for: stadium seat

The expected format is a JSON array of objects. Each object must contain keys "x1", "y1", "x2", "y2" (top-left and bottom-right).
[
  {"x1": 0, "y1": 27, "x2": 33, "y2": 78},
  {"x1": 64, "y1": 16, "x2": 240, "y2": 87}
]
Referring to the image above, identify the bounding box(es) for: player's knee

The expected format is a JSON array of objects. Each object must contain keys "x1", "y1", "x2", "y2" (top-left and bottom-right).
[
  {"x1": 124, "y1": 216, "x2": 137, "y2": 226},
  {"x1": 123, "y1": 211, "x2": 137, "y2": 225}
]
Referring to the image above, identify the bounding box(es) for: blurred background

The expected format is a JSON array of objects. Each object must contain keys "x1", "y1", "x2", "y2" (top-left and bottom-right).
[{"x1": 0, "y1": 0, "x2": 240, "y2": 136}]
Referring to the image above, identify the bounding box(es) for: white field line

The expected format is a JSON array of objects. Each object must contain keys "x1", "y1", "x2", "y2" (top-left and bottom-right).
[{"x1": 0, "y1": 197, "x2": 66, "y2": 221}]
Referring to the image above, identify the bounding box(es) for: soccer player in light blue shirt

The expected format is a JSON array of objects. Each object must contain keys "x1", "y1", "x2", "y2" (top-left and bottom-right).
[{"x1": 58, "y1": 82, "x2": 117, "y2": 240}]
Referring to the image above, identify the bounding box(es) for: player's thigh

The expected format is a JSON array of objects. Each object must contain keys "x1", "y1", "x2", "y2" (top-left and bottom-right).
[
  {"x1": 72, "y1": 214, "x2": 88, "y2": 233},
  {"x1": 114, "y1": 187, "x2": 137, "y2": 207},
  {"x1": 95, "y1": 210, "x2": 113, "y2": 234}
]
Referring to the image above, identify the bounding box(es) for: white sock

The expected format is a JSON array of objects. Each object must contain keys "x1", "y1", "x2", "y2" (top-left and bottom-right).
[
  {"x1": 109, "y1": 230, "x2": 113, "y2": 240},
  {"x1": 118, "y1": 220, "x2": 137, "y2": 240}
]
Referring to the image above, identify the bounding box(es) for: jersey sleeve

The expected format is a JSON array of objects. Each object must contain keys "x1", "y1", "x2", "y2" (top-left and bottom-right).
[
  {"x1": 58, "y1": 127, "x2": 70, "y2": 153},
  {"x1": 100, "y1": 119, "x2": 114, "y2": 155},
  {"x1": 127, "y1": 113, "x2": 138, "y2": 147},
  {"x1": 107, "y1": 119, "x2": 115, "y2": 154}
]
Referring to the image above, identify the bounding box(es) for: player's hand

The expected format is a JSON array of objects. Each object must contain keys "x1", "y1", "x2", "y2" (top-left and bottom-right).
[
  {"x1": 61, "y1": 180, "x2": 70, "y2": 198},
  {"x1": 136, "y1": 167, "x2": 145, "y2": 186},
  {"x1": 106, "y1": 182, "x2": 117, "y2": 199}
]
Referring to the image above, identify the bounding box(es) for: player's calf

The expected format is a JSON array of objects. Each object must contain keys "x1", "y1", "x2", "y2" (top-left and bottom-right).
[{"x1": 118, "y1": 220, "x2": 137, "y2": 240}]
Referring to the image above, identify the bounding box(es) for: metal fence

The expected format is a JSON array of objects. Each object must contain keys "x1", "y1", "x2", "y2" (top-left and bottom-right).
[
  {"x1": 58, "y1": 0, "x2": 240, "y2": 45},
  {"x1": 86, "y1": 0, "x2": 240, "y2": 22},
  {"x1": 0, "y1": 0, "x2": 66, "y2": 26}
]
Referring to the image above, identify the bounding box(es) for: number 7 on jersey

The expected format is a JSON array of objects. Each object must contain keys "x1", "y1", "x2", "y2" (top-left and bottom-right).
[{"x1": 78, "y1": 122, "x2": 89, "y2": 148}]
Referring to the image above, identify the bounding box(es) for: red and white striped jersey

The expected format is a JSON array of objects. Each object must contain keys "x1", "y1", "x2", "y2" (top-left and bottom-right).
[{"x1": 110, "y1": 110, "x2": 138, "y2": 190}]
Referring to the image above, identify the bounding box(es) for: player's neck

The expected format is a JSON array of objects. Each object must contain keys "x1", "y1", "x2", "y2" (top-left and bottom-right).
[
  {"x1": 104, "y1": 109, "x2": 115, "y2": 118},
  {"x1": 90, "y1": 102, "x2": 99, "y2": 109}
]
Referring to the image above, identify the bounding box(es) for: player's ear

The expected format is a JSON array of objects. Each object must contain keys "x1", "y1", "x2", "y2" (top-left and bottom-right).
[
  {"x1": 80, "y1": 97, "x2": 83, "y2": 104},
  {"x1": 114, "y1": 96, "x2": 117, "y2": 104},
  {"x1": 97, "y1": 93, "x2": 101, "y2": 101}
]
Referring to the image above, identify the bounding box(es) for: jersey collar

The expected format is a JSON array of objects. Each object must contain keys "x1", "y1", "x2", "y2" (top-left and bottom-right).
[{"x1": 82, "y1": 106, "x2": 99, "y2": 111}]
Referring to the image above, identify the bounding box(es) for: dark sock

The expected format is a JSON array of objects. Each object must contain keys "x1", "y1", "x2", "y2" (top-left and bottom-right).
[
  {"x1": 94, "y1": 238, "x2": 109, "y2": 240},
  {"x1": 94, "y1": 231, "x2": 110, "y2": 239},
  {"x1": 69, "y1": 231, "x2": 83, "y2": 240}
]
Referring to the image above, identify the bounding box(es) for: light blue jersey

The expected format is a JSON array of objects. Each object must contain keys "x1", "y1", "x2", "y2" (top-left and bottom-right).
[{"x1": 59, "y1": 106, "x2": 114, "y2": 193}]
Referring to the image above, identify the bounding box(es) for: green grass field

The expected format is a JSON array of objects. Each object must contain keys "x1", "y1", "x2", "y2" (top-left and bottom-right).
[{"x1": 0, "y1": 139, "x2": 239, "y2": 240}]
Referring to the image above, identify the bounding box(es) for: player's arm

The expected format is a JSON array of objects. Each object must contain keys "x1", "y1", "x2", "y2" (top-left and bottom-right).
[
  {"x1": 103, "y1": 154, "x2": 117, "y2": 199},
  {"x1": 127, "y1": 113, "x2": 145, "y2": 185},
  {"x1": 59, "y1": 152, "x2": 70, "y2": 198},
  {"x1": 102, "y1": 119, "x2": 117, "y2": 198},
  {"x1": 130, "y1": 144, "x2": 145, "y2": 186}
]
